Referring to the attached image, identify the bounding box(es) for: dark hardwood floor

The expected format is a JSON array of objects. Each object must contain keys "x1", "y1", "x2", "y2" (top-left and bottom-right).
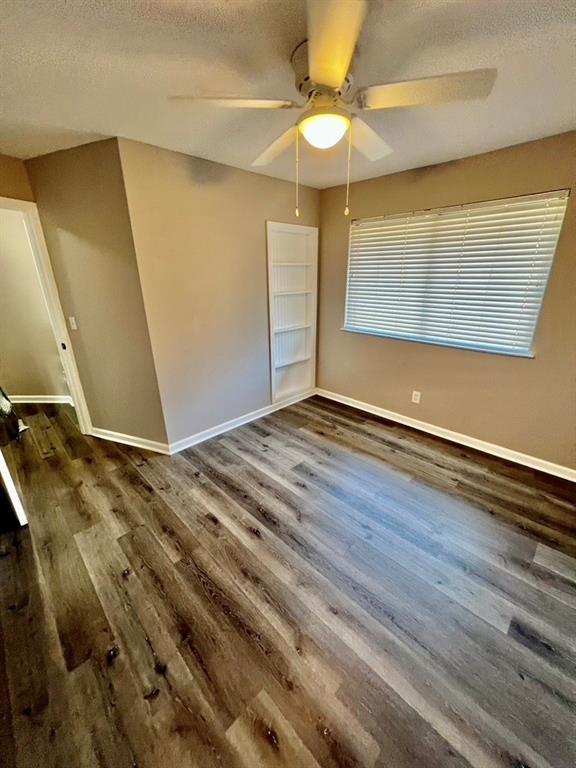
[{"x1": 1, "y1": 396, "x2": 575, "y2": 767}]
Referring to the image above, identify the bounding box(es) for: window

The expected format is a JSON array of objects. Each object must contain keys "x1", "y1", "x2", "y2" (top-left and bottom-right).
[{"x1": 344, "y1": 191, "x2": 569, "y2": 357}]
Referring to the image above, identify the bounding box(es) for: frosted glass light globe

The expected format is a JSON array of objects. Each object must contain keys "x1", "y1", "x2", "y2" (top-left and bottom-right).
[{"x1": 298, "y1": 112, "x2": 350, "y2": 149}]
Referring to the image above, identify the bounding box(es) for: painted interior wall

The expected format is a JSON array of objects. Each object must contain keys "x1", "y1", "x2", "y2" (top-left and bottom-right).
[
  {"x1": 0, "y1": 153, "x2": 34, "y2": 202},
  {"x1": 318, "y1": 131, "x2": 576, "y2": 470},
  {"x1": 26, "y1": 139, "x2": 167, "y2": 443},
  {"x1": 118, "y1": 138, "x2": 320, "y2": 444},
  {"x1": 0, "y1": 207, "x2": 68, "y2": 398}
]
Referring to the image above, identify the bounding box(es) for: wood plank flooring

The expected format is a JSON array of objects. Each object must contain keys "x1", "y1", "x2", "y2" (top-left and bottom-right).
[{"x1": 1, "y1": 396, "x2": 575, "y2": 767}]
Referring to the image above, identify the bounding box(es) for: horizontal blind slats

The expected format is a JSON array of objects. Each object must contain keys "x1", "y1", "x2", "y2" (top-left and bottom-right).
[
  {"x1": 351, "y1": 239, "x2": 560, "y2": 250},
  {"x1": 352, "y1": 221, "x2": 564, "y2": 239},
  {"x1": 343, "y1": 327, "x2": 530, "y2": 354},
  {"x1": 346, "y1": 315, "x2": 537, "y2": 332},
  {"x1": 349, "y1": 323, "x2": 527, "y2": 346},
  {"x1": 345, "y1": 317, "x2": 534, "y2": 337},
  {"x1": 344, "y1": 191, "x2": 568, "y2": 356},
  {"x1": 353, "y1": 201, "x2": 568, "y2": 228}
]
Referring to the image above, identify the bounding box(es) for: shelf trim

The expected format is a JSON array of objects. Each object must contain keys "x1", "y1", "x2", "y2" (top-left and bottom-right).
[
  {"x1": 272, "y1": 261, "x2": 313, "y2": 267},
  {"x1": 275, "y1": 355, "x2": 311, "y2": 369},
  {"x1": 274, "y1": 323, "x2": 311, "y2": 334}
]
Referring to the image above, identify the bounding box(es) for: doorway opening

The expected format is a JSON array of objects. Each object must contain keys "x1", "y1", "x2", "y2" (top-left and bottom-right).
[
  {"x1": 0, "y1": 196, "x2": 90, "y2": 431},
  {"x1": 0, "y1": 197, "x2": 92, "y2": 464},
  {"x1": 0, "y1": 196, "x2": 91, "y2": 527}
]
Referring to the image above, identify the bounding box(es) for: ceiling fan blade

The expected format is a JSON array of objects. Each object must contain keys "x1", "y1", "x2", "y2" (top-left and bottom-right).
[
  {"x1": 351, "y1": 117, "x2": 392, "y2": 161},
  {"x1": 252, "y1": 126, "x2": 297, "y2": 166},
  {"x1": 307, "y1": 0, "x2": 367, "y2": 89},
  {"x1": 169, "y1": 97, "x2": 297, "y2": 109},
  {"x1": 359, "y1": 68, "x2": 497, "y2": 110}
]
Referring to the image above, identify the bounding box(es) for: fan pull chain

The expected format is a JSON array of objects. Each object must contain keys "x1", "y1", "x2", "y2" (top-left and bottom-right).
[
  {"x1": 295, "y1": 128, "x2": 300, "y2": 218},
  {"x1": 344, "y1": 120, "x2": 352, "y2": 216}
]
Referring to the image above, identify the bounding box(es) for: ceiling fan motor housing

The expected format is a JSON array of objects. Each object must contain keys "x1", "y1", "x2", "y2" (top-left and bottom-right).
[{"x1": 291, "y1": 40, "x2": 353, "y2": 101}]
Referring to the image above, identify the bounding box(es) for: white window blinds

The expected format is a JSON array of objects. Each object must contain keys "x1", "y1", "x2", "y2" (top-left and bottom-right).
[{"x1": 344, "y1": 190, "x2": 569, "y2": 357}]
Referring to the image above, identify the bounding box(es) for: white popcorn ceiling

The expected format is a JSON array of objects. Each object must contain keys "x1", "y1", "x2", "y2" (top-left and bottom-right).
[{"x1": 1, "y1": 0, "x2": 575, "y2": 189}]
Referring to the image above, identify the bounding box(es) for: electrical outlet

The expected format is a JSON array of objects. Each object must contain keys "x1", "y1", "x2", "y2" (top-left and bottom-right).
[
  {"x1": 412, "y1": 390, "x2": 421, "y2": 404},
  {"x1": 68, "y1": 316, "x2": 78, "y2": 330}
]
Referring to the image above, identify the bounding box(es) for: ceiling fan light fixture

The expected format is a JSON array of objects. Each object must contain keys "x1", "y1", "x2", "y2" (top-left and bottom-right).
[{"x1": 298, "y1": 107, "x2": 350, "y2": 149}]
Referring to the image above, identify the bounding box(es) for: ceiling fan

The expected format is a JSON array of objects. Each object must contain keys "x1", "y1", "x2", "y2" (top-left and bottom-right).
[{"x1": 171, "y1": 0, "x2": 497, "y2": 167}]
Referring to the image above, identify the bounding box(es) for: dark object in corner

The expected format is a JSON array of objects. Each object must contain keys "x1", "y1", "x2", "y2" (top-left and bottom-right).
[
  {"x1": 0, "y1": 482, "x2": 19, "y2": 534},
  {"x1": 0, "y1": 387, "x2": 25, "y2": 533},
  {"x1": 0, "y1": 387, "x2": 20, "y2": 448}
]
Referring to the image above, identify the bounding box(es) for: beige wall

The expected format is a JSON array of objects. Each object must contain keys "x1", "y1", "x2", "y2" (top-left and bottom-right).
[
  {"x1": 0, "y1": 153, "x2": 34, "y2": 202},
  {"x1": 118, "y1": 138, "x2": 320, "y2": 443},
  {"x1": 26, "y1": 139, "x2": 167, "y2": 443},
  {"x1": 318, "y1": 131, "x2": 576, "y2": 469},
  {"x1": 0, "y1": 207, "x2": 68, "y2": 397}
]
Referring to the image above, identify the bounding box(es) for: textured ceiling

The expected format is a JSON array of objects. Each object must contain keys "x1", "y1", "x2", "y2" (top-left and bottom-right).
[{"x1": 1, "y1": 0, "x2": 575, "y2": 188}]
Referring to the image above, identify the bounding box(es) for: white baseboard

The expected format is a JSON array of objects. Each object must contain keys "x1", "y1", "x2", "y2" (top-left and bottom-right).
[
  {"x1": 314, "y1": 388, "x2": 576, "y2": 482},
  {"x1": 9, "y1": 394, "x2": 74, "y2": 405},
  {"x1": 90, "y1": 427, "x2": 171, "y2": 455},
  {"x1": 26, "y1": 384, "x2": 572, "y2": 482},
  {"x1": 168, "y1": 390, "x2": 315, "y2": 454},
  {"x1": 89, "y1": 391, "x2": 315, "y2": 456}
]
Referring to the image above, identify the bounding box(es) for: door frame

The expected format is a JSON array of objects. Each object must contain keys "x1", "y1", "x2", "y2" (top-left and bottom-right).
[
  {"x1": 0, "y1": 196, "x2": 92, "y2": 434},
  {"x1": 266, "y1": 220, "x2": 319, "y2": 403}
]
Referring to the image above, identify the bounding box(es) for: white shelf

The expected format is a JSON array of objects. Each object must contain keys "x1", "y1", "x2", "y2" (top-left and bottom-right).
[
  {"x1": 273, "y1": 290, "x2": 312, "y2": 296},
  {"x1": 273, "y1": 262, "x2": 313, "y2": 267},
  {"x1": 275, "y1": 355, "x2": 311, "y2": 369},
  {"x1": 274, "y1": 323, "x2": 311, "y2": 334}
]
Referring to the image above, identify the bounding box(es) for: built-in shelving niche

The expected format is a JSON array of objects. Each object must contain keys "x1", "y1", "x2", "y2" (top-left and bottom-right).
[{"x1": 267, "y1": 223, "x2": 318, "y2": 403}]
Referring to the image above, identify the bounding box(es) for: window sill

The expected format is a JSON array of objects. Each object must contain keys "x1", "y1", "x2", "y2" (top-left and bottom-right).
[{"x1": 340, "y1": 326, "x2": 535, "y2": 359}]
